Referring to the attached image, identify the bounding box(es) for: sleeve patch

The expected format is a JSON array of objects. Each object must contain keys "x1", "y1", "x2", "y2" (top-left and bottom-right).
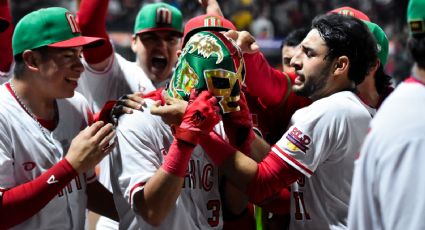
[{"x1": 286, "y1": 127, "x2": 311, "y2": 154}]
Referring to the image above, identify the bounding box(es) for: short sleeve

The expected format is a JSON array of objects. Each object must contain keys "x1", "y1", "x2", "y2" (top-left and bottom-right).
[{"x1": 272, "y1": 106, "x2": 346, "y2": 177}]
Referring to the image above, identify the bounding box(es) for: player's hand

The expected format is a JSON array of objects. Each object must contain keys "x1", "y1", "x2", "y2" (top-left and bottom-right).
[
  {"x1": 180, "y1": 90, "x2": 221, "y2": 134},
  {"x1": 112, "y1": 92, "x2": 146, "y2": 115},
  {"x1": 224, "y1": 30, "x2": 259, "y2": 54},
  {"x1": 198, "y1": 0, "x2": 223, "y2": 16},
  {"x1": 65, "y1": 121, "x2": 116, "y2": 173},
  {"x1": 150, "y1": 94, "x2": 188, "y2": 126},
  {"x1": 222, "y1": 91, "x2": 255, "y2": 153}
]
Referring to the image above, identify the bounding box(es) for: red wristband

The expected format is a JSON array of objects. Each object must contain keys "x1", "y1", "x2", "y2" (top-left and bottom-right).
[{"x1": 161, "y1": 139, "x2": 195, "y2": 177}]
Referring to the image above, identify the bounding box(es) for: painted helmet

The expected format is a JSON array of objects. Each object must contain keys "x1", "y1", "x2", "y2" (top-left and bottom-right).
[{"x1": 167, "y1": 31, "x2": 245, "y2": 113}]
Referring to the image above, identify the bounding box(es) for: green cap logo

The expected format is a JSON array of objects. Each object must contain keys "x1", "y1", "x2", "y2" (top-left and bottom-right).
[{"x1": 134, "y1": 3, "x2": 183, "y2": 35}]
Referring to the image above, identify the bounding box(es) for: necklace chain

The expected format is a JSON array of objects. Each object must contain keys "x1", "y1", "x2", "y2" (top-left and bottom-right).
[{"x1": 9, "y1": 81, "x2": 55, "y2": 145}]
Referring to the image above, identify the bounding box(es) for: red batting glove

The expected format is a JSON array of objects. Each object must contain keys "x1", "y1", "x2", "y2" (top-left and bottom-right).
[
  {"x1": 162, "y1": 90, "x2": 221, "y2": 177},
  {"x1": 222, "y1": 91, "x2": 255, "y2": 156},
  {"x1": 172, "y1": 90, "x2": 221, "y2": 146}
]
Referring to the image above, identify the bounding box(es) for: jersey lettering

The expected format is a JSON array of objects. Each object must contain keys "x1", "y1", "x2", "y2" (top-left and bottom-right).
[
  {"x1": 183, "y1": 160, "x2": 215, "y2": 191},
  {"x1": 207, "y1": 199, "x2": 221, "y2": 227},
  {"x1": 202, "y1": 163, "x2": 213, "y2": 191}
]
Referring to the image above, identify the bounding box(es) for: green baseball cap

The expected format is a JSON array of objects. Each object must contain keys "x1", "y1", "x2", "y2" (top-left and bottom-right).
[
  {"x1": 407, "y1": 0, "x2": 425, "y2": 35},
  {"x1": 134, "y1": 3, "x2": 183, "y2": 36},
  {"x1": 12, "y1": 7, "x2": 104, "y2": 56},
  {"x1": 363, "y1": 21, "x2": 389, "y2": 66}
]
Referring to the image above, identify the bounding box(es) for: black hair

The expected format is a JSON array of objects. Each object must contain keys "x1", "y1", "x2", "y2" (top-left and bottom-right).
[
  {"x1": 13, "y1": 46, "x2": 49, "y2": 78},
  {"x1": 281, "y1": 27, "x2": 309, "y2": 48},
  {"x1": 408, "y1": 34, "x2": 425, "y2": 69},
  {"x1": 312, "y1": 14, "x2": 378, "y2": 85},
  {"x1": 375, "y1": 64, "x2": 392, "y2": 95}
]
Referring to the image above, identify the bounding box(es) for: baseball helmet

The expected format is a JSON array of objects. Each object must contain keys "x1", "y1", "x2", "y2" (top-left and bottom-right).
[{"x1": 167, "y1": 31, "x2": 245, "y2": 113}]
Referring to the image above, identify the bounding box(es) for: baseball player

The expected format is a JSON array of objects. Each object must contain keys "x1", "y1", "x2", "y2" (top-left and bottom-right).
[
  {"x1": 76, "y1": 0, "x2": 164, "y2": 113},
  {"x1": 329, "y1": 6, "x2": 393, "y2": 109},
  {"x1": 0, "y1": 7, "x2": 117, "y2": 229},
  {"x1": 0, "y1": 0, "x2": 13, "y2": 84},
  {"x1": 76, "y1": 2, "x2": 179, "y2": 228},
  {"x1": 109, "y1": 30, "x2": 245, "y2": 230},
  {"x1": 154, "y1": 13, "x2": 378, "y2": 230},
  {"x1": 348, "y1": 0, "x2": 425, "y2": 229}
]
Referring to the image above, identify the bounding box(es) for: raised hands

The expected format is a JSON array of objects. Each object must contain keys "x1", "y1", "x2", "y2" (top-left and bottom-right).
[
  {"x1": 171, "y1": 90, "x2": 221, "y2": 145},
  {"x1": 150, "y1": 93, "x2": 187, "y2": 126}
]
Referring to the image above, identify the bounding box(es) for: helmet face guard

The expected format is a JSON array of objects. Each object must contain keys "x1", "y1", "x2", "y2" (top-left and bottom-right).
[{"x1": 167, "y1": 31, "x2": 245, "y2": 113}]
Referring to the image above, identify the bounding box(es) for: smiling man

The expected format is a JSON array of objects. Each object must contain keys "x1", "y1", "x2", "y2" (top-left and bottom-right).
[{"x1": 0, "y1": 7, "x2": 117, "y2": 229}]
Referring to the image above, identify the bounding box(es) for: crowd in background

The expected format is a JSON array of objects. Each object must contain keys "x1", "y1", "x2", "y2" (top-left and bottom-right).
[{"x1": 10, "y1": 0, "x2": 412, "y2": 83}]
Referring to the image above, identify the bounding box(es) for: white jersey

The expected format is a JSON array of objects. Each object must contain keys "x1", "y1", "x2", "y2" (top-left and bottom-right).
[
  {"x1": 0, "y1": 62, "x2": 13, "y2": 84},
  {"x1": 0, "y1": 85, "x2": 96, "y2": 230},
  {"x1": 77, "y1": 52, "x2": 155, "y2": 113},
  {"x1": 109, "y1": 99, "x2": 223, "y2": 230},
  {"x1": 77, "y1": 52, "x2": 156, "y2": 230},
  {"x1": 272, "y1": 91, "x2": 375, "y2": 230},
  {"x1": 348, "y1": 77, "x2": 425, "y2": 230}
]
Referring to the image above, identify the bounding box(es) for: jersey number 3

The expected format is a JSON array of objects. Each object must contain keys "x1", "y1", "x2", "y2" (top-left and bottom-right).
[{"x1": 207, "y1": 199, "x2": 220, "y2": 227}]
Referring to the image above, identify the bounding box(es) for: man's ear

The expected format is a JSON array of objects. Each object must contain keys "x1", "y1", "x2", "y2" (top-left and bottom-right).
[
  {"x1": 176, "y1": 50, "x2": 182, "y2": 58},
  {"x1": 333, "y1": 56, "x2": 349, "y2": 76},
  {"x1": 22, "y1": 50, "x2": 41, "y2": 72},
  {"x1": 131, "y1": 35, "x2": 138, "y2": 53}
]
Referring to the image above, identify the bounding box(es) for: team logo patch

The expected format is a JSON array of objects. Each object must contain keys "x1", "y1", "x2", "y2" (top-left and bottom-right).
[
  {"x1": 204, "y1": 16, "x2": 222, "y2": 27},
  {"x1": 409, "y1": 19, "x2": 425, "y2": 34},
  {"x1": 286, "y1": 127, "x2": 311, "y2": 154},
  {"x1": 337, "y1": 9, "x2": 354, "y2": 17},
  {"x1": 47, "y1": 175, "x2": 59, "y2": 184},
  {"x1": 156, "y1": 7, "x2": 172, "y2": 25}
]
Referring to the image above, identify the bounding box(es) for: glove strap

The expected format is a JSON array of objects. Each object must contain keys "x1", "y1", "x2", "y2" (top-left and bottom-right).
[{"x1": 171, "y1": 125, "x2": 200, "y2": 146}]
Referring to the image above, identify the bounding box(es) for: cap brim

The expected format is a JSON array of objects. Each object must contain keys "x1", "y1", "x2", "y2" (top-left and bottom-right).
[
  {"x1": 0, "y1": 17, "x2": 10, "y2": 33},
  {"x1": 135, "y1": 27, "x2": 183, "y2": 36},
  {"x1": 48, "y1": 35, "x2": 105, "y2": 49}
]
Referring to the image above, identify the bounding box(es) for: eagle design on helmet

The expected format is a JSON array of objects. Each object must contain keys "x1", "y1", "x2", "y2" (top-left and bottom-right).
[{"x1": 167, "y1": 31, "x2": 245, "y2": 113}]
